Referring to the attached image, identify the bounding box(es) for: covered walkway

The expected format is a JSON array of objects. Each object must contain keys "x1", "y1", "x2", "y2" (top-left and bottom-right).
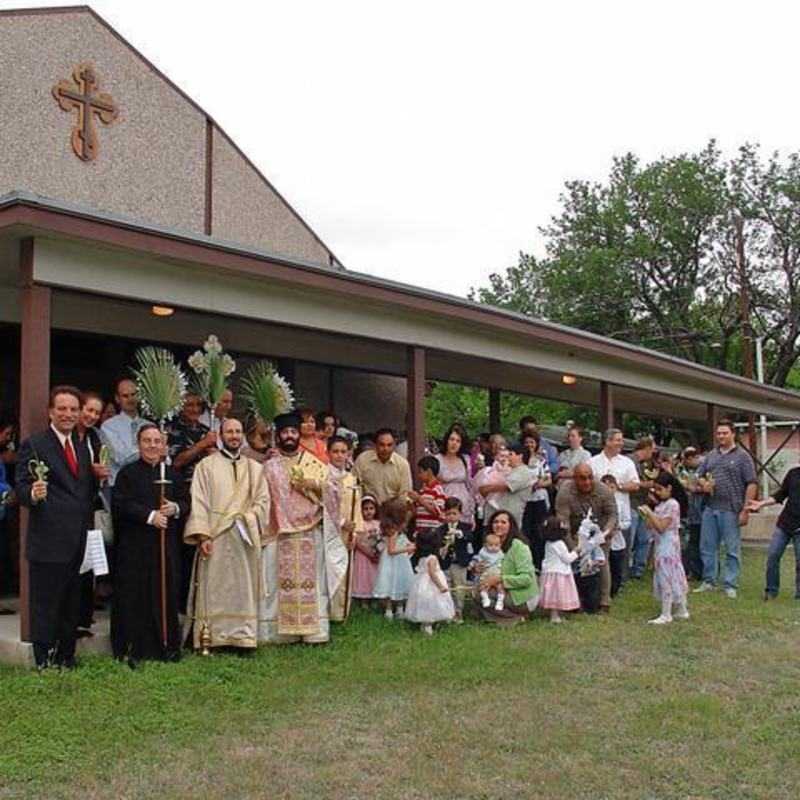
[{"x1": 3, "y1": 192, "x2": 800, "y2": 644}]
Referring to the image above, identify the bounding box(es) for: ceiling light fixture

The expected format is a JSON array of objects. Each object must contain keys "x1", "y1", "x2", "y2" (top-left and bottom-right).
[{"x1": 151, "y1": 305, "x2": 175, "y2": 317}]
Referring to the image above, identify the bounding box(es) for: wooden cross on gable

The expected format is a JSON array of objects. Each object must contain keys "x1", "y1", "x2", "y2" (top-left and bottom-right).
[{"x1": 52, "y1": 62, "x2": 118, "y2": 162}]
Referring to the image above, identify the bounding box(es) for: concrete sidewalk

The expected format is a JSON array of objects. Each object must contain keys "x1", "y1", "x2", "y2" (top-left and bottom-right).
[{"x1": 0, "y1": 599, "x2": 111, "y2": 667}]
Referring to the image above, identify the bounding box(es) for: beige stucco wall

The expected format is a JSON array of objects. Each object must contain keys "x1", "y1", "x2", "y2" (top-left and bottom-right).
[
  {"x1": 0, "y1": 10, "x2": 206, "y2": 233},
  {"x1": 211, "y1": 128, "x2": 331, "y2": 265}
]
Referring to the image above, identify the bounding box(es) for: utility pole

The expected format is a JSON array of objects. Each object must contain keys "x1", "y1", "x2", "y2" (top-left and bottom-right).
[
  {"x1": 735, "y1": 216, "x2": 758, "y2": 459},
  {"x1": 755, "y1": 337, "x2": 770, "y2": 499}
]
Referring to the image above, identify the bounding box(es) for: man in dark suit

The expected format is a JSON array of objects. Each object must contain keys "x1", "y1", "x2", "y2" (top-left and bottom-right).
[{"x1": 17, "y1": 385, "x2": 97, "y2": 670}]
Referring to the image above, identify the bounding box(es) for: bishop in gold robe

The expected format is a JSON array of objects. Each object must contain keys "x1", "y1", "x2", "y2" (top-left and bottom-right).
[{"x1": 258, "y1": 413, "x2": 348, "y2": 644}]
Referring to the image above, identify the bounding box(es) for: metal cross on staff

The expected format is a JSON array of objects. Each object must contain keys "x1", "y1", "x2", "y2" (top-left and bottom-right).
[
  {"x1": 342, "y1": 477, "x2": 361, "y2": 621},
  {"x1": 154, "y1": 461, "x2": 172, "y2": 650},
  {"x1": 52, "y1": 62, "x2": 118, "y2": 162}
]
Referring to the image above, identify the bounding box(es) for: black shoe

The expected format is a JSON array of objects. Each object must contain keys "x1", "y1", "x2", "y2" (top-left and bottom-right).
[
  {"x1": 764, "y1": 591, "x2": 776, "y2": 602},
  {"x1": 57, "y1": 657, "x2": 77, "y2": 672},
  {"x1": 33, "y1": 643, "x2": 51, "y2": 670},
  {"x1": 127, "y1": 657, "x2": 138, "y2": 671}
]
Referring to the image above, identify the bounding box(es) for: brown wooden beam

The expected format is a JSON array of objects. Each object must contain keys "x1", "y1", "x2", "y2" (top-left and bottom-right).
[
  {"x1": 489, "y1": 388, "x2": 501, "y2": 433},
  {"x1": 406, "y1": 346, "x2": 426, "y2": 482},
  {"x1": 18, "y1": 238, "x2": 51, "y2": 642},
  {"x1": 599, "y1": 381, "x2": 614, "y2": 434}
]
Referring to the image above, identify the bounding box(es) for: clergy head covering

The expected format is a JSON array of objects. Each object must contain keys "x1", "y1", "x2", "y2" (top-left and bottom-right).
[{"x1": 273, "y1": 412, "x2": 301, "y2": 432}]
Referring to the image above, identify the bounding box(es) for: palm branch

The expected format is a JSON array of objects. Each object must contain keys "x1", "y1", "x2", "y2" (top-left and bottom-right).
[
  {"x1": 239, "y1": 361, "x2": 294, "y2": 424},
  {"x1": 131, "y1": 346, "x2": 187, "y2": 428}
]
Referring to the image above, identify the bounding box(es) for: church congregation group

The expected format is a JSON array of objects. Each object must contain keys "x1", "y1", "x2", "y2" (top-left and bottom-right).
[{"x1": 5, "y1": 376, "x2": 797, "y2": 672}]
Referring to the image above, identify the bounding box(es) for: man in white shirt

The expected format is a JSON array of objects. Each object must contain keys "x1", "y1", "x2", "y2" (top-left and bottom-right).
[
  {"x1": 100, "y1": 378, "x2": 148, "y2": 488},
  {"x1": 590, "y1": 428, "x2": 639, "y2": 596}
]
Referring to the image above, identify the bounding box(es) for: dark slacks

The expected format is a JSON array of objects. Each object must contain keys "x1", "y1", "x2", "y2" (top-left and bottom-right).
[
  {"x1": 78, "y1": 571, "x2": 95, "y2": 629},
  {"x1": 610, "y1": 549, "x2": 625, "y2": 597},
  {"x1": 523, "y1": 499, "x2": 549, "y2": 572},
  {"x1": 29, "y1": 554, "x2": 82, "y2": 665},
  {"x1": 575, "y1": 571, "x2": 601, "y2": 613},
  {"x1": 685, "y1": 523, "x2": 703, "y2": 580}
]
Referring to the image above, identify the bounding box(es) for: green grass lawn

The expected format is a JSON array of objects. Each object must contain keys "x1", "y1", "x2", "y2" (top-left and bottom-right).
[{"x1": 1, "y1": 547, "x2": 799, "y2": 800}]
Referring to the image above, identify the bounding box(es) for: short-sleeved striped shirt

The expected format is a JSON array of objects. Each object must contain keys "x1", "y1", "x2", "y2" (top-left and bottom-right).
[
  {"x1": 415, "y1": 481, "x2": 447, "y2": 531},
  {"x1": 698, "y1": 446, "x2": 756, "y2": 514}
]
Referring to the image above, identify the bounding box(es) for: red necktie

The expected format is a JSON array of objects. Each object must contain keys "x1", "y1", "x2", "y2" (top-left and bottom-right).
[{"x1": 64, "y1": 438, "x2": 79, "y2": 479}]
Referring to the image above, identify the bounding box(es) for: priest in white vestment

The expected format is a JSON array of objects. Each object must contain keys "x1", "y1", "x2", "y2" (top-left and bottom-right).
[
  {"x1": 259, "y1": 413, "x2": 349, "y2": 644},
  {"x1": 184, "y1": 418, "x2": 269, "y2": 650},
  {"x1": 325, "y1": 435, "x2": 363, "y2": 620}
]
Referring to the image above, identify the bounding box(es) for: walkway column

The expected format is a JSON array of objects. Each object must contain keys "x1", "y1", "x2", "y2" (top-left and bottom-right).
[
  {"x1": 489, "y1": 388, "x2": 501, "y2": 433},
  {"x1": 18, "y1": 238, "x2": 51, "y2": 642},
  {"x1": 599, "y1": 381, "x2": 614, "y2": 433},
  {"x1": 707, "y1": 403, "x2": 719, "y2": 447},
  {"x1": 406, "y1": 346, "x2": 426, "y2": 479}
]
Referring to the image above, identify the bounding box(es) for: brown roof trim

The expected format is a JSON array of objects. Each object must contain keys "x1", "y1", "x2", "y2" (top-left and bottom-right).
[
  {"x1": 0, "y1": 4, "x2": 342, "y2": 267},
  {"x1": 1, "y1": 195, "x2": 799, "y2": 411}
]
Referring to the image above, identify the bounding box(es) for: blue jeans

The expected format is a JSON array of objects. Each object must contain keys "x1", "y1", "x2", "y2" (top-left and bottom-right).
[
  {"x1": 765, "y1": 526, "x2": 800, "y2": 598},
  {"x1": 630, "y1": 514, "x2": 651, "y2": 577},
  {"x1": 700, "y1": 507, "x2": 741, "y2": 589}
]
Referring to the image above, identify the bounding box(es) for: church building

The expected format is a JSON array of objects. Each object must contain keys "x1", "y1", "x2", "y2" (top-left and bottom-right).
[{"x1": 2, "y1": 5, "x2": 800, "y2": 649}]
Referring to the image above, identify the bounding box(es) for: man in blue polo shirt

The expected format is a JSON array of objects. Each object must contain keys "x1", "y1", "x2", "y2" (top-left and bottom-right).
[{"x1": 694, "y1": 420, "x2": 757, "y2": 598}]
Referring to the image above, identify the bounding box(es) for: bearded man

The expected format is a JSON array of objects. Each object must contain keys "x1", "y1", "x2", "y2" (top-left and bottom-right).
[
  {"x1": 184, "y1": 417, "x2": 269, "y2": 651},
  {"x1": 259, "y1": 413, "x2": 348, "y2": 644}
]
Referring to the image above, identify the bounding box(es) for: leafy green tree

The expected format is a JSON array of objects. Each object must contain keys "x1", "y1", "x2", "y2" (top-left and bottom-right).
[
  {"x1": 471, "y1": 141, "x2": 800, "y2": 386},
  {"x1": 729, "y1": 144, "x2": 800, "y2": 385},
  {"x1": 425, "y1": 383, "x2": 597, "y2": 441}
]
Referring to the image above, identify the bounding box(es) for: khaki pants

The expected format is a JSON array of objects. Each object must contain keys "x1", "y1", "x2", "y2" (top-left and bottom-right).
[
  {"x1": 599, "y1": 543, "x2": 611, "y2": 608},
  {"x1": 447, "y1": 564, "x2": 469, "y2": 613}
]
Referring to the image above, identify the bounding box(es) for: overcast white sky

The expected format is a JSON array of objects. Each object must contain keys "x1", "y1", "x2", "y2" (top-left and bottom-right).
[{"x1": 7, "y1": 0, "x2": 800, "y2": 295}]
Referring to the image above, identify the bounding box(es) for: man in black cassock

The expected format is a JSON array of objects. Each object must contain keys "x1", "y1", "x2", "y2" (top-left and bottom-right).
[{"x1": 111, "y1": 423, "x2": 189, "y2": 667}]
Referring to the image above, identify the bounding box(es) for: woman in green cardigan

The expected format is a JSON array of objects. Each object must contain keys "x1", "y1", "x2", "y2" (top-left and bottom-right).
[{"x1": 474, "y1": 510, "x2": 540, "y2": 623}]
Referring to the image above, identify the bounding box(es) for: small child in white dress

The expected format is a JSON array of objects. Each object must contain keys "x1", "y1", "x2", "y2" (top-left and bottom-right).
[
  {"x1": 470, "y1": 533, "x2": 506, "y2": 611},
  {"x1": 405, "y1": 528, "x2": 455, "y2": 635}
]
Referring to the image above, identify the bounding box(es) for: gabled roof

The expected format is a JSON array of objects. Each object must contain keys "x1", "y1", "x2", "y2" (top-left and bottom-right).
[{"x1": 0, "y1": 4, "x2": 343, "y2": 268}]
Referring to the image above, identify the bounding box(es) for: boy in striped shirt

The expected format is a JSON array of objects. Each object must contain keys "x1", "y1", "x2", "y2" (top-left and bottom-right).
[{"x1": 408, "y1": 455, "x2": 447, "y2": 535}]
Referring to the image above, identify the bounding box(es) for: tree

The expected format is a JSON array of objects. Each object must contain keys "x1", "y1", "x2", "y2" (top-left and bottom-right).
[
  {"x1": 471, "y1": 141, "x2": 800, "y2": 386},
  {"x1": 729, "y1": 144, "x2": 800, "y2": 385},
  {"x1": 425, "y1": 382, "x2": 597, "y2": 441}
]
